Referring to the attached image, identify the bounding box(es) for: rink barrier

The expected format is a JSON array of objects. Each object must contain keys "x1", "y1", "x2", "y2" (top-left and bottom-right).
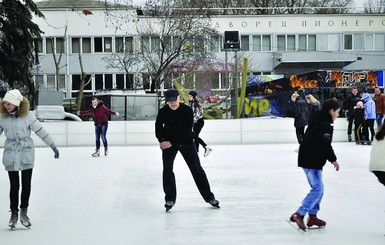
[{"x1": 0, "y1": 117, "x2": 350, "y2": 147}]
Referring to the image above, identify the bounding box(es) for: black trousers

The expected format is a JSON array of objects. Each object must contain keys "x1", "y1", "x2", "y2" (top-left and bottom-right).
[
  {"x1": 295, "y1": 127, "x2": 305, "y2": 144},
  {"x1": 162, "y1": 142, "x2": 215, "y2": 203},
  {"x1": 363, "y1": 119, "x2": 375, "y2": 141},
  {"x1": 193, "y1": 118, "x2": 207, "y2": 152},
  {"x1": 372, "y1": 171, "x2": 385, "y2": 186},
  {"x1": 8, "y1": 168, "x2": 33, "y2": 211}
]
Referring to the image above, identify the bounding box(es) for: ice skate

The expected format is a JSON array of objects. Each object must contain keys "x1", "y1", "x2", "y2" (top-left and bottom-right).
[
  {"x1": 8, "y1": 210, "x2": 18, "y2": 229},
  {"x1": 307, "y1": 215, "x2": 326, "y2": 228},
  {"x1": 208, "y1": 199, "x2": 220, "y2": 208},
  {"x1": 164, "y1": 201, "x2": 174, "y2": 212},
  {"x1": 20, "y1": 208, "x2": 31, "y2": 228},
  {"x1": 92, "y1": 149, "x2": 100, "y2": 157},
  {"x1": 289, "y1": 212, "x2": 306, "y2": 231},
  {"x1": 104, "y1": 147, "x2": 108, "y2": 156},
  {"x1": 348, "y1": 134, "x2": 352, "y2": 142},
  {"x1": 204, "y1": 146, "x2": 213, "y2": 157}
]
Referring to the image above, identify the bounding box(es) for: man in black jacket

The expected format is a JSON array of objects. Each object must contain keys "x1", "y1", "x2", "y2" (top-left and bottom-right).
[
  {"x1": 155, "y1": 89, "x2": 219, "y2": 212},
  {"x1": 343, "y1": 86, "x2": 360, "y2": 141}
]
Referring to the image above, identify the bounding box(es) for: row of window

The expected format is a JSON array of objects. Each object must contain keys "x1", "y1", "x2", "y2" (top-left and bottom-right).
[
  {"x1": 35, "y1": 32, "x2": 385, "y2": 55},
  {"x1": 34, "y1": 71, "x2": 235, "y2": 98}
]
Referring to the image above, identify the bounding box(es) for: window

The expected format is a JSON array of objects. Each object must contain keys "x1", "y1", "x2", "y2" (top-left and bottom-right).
[
  {"x1": 252, "y1": 35, "x2": 271, "y2": 51},
  {"x1": 72, "y1": 38, "x2": 80, "y2": 53},
  {"x1": 82, "y1": 38, "x2": 91, "y2": 53},
  {"x1": 209, "y1": 35, "x2": 220, "y2": 53},
  {"x1": 141, "y1": 36, "x2": 150, "y2": 53},
  {"x1": 126, "y1": 74, "x2": 134, "y2": 89},
  {"x1": 47, "y1": 75, "x2": 56, "y2": 90},
  {"x1": 46, "y1": 38, "x2": 54, "y2": 54},
  {"x1": 46, "y1": 37, "x2": 65, "y2": 54},
  {"x1": 194, "y1": 36, "x2": 205, "y2": 53},
  {"x1": 105, "y1": 74, "x2": 113, "y2": 89},
  {"x1": 95, "y1": 74, "x2": 103, "y2": 90},
  {"x1": 277, "y1": 35, "x2": 285, "y2": 51},
  {"x1": 276, "y1": 35, "x2": 295, "y2": 51},
  {"x1": 56, "y1": 38, "x2": 65, "y2": 54},
  {"x1": 104, "y1": 37, "x2": 112, "y2": 52},
  {"x1": 151, "y1": 36, "x2": 160, "y2": 53},
  {"x1": 94, "y1": 37, "x2": 103, "y2": 52},
  {"x1": 366, "y1": 33, "x2": 385, "y2": 50},
  {"x1": 299, "y1": 34, "x2": 316, "y2": 51},
  {"x1": 116, "y1": 74, "x2": 125, "y2": 89},
  {"x1": 241, "y1": 35, "x2": 249, "y2": 51},
  {"x1": 344, "y1": 34, "x2": 365, "y2": 51},
  {"x1": 116, "y1": 37, "x2": 124, "y2": 53},
  {"x1": 318, "y1": 34, "x2": 339, "y2": 51},
  {"x1": 164, "y1": 36, "x2": 172, "y2": 53}
]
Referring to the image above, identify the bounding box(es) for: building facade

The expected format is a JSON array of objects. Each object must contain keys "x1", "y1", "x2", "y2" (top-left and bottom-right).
[{"x1": 33, "y1": 0, "x2": 385, "y2": 99}]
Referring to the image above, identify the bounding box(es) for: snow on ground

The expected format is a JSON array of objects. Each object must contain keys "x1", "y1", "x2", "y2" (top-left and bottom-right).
[{"x1": 0, "y1": 143, "x2": 384, "y2": 244}]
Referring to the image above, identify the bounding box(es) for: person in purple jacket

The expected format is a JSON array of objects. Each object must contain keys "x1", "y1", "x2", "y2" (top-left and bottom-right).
[{"x1": 77, "y1": 97, "x2": 119, "y2": 157}]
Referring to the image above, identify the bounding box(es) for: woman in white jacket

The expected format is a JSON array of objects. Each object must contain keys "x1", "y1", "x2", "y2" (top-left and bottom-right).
[
  {"x1": 369, "y1": 124, "x2": 385, "y2": 186},
  {"x1": 0, "y1": 89, "x2": 59, "y2": 229}
]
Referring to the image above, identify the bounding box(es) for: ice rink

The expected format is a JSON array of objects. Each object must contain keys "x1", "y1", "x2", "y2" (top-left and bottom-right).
[{"x1": 0, "y1": 143, "x2": 384, "y2": 245}]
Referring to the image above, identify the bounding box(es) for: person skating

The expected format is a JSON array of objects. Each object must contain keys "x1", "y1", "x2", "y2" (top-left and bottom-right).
[
  {"x1": 343, "y1": 86, "x2": 360, "y2": 142},
  {"x1": 0, "y1": 89, "x2": 59, "y2": 229},
  {"x1": 347, "y1": 101, "x2": 365, "y2": 144},
  {"x1": 361, "y1": 92, "x2": 376, "y2": 145},
  {"x1": 290, "y1": 99, "x2": 341, "y2": 231},
  {"x1": 155, "y1": 89, "x2": 219, "y2": 211},
  {"x1": 77, "y1": 97, "x2": 119, "y2": 157},
  {"x1": 187, "y1": 90, "x2": 212, "y2": 157}
]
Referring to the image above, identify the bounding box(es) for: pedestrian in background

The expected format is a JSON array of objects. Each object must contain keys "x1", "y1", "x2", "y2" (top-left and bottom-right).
[
  {"x1": 155, "y1": 89, "x2": 219, "y2": 212},
  {"x1": 291, "y1": 92, "x2": 308, "y2": 145},
  {"x1": 188, "y1": 90, "x2": 213, "y2": 157},
  {"x1": 289, "y1": 99, "x2": 341, "y2": 232},
  {"x1": 77, "y1": 97, "x2": 119, "y2": 157},
  {"x1": 361, "y1": 92, "x2": 376, "y2": 144},
  {"x1": 343, "y1": 86, "x2": 360, "y2": 142},
  {"x1": 373, "y1": 87, "x2": 385, "y2": 128},
  {"x1": 369, "y1": 124, "x2": 385, "y2": 186},
  {"x1": 0, "y1": 89, "x2": 59, "y2": 229},
  {"x1": 348, "y1": 101, "x2": 365, "y2": 144}
]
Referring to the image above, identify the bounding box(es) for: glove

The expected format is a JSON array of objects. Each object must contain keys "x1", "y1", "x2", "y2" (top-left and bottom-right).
[
  {"x1": 52, "y1": 147, "x2": 59, "y2": 159},
  {"x1": 115, "y1": 112, "x2": 119, "y2": 116}
]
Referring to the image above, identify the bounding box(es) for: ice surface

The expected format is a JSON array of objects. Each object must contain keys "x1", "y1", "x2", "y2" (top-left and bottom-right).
[{"x1": 0, "y1": 143, "x2": 384, "y2": 244}]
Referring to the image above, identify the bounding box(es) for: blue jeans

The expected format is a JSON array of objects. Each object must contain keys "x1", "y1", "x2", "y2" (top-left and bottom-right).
[
  {"x1": 376, "y1": 113, "x2": 383, "y2": 128},
  {"x1": 95, "y1": 124, "x2": 108, "y2": 150},
  {"x1": 297, "y1": 168, "x2": 324, "y2": 216}
]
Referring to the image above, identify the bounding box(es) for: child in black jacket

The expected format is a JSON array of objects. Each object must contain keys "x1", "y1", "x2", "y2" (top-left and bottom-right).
[{"x1": 348, "y1": 101, "x2": 365, "y2": 144}]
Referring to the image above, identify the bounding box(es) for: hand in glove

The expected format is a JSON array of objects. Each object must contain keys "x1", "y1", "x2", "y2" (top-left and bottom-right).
[
  {"x1": 52, "y1": 147, "x2": 60, "y2": 159},
  {"x1": 115, "y1": 112, "x2": 120, "y2": 116}
]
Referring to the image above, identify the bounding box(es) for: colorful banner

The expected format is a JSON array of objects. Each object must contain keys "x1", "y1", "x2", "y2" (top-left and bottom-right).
[{"x1": 243, "y1": 70, "x2": 384, "y2": 117}]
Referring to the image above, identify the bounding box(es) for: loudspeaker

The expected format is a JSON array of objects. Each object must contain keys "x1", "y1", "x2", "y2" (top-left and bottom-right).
[{"x1": 224, "y1": 31, "x2": 240, "y2": 50}]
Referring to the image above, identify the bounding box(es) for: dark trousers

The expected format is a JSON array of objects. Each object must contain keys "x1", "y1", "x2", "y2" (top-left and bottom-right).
[
  {"x1": 372, "y1": 171, "x2": 385, "y2": 186},
  {"x1": 295, "y1": 127, "x2": 305, "y2": 144},
  {"x1": 8, "y1": 169, "x2": 33, "y2": 211},
  {"x1": 354, "y1": 123, "x2": 363, "y2": 142},
  {"x1": 95, "y1": 124, "x2": 108, "y2": 149},
  {"x1": 193, "y1": 119, "x2": 207, "y2": 152},
  {"x1": 162, "y1": 142, "x2": 215, "y2": 203},
  {"x1": 363, "y1": 119, "x2": 375, "y2": 141},
  {"x1": 347, "y1": 116, "x2": 354, "y2": 135}
]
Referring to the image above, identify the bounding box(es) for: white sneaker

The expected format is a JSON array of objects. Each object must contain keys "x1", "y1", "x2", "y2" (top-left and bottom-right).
[{"x1": 204, "y1": 147, "x2": 213, "y2": 157}]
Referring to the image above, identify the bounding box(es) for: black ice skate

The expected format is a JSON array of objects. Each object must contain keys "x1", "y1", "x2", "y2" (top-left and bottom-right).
[
  {"x1": 208, "y1": 199, "x2": 220, "y2": 208},
  {"x1": 92, "y1": 149, "x2": 100, "y2": 157},
  {"x1": 164, "y1": 201, "x2": 175, "y2": 212}
]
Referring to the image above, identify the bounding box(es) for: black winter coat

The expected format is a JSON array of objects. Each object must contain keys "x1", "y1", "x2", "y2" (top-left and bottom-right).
[
  {"x1": 298, "y1": 110, "x2": 337, "y2": 170},
  {"x1": 293, "y1": 97, "x2": 309, "y2": 128}
]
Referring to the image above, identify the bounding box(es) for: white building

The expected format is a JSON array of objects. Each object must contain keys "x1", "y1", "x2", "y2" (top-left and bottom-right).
[{"x1": 33, "y1": 0, "x2": 385, "y2": 99}]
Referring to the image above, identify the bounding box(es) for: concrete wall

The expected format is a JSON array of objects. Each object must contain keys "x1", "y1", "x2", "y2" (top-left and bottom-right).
[{"x1": 0, "y1": 117, "x2": 352, "y2": 147}]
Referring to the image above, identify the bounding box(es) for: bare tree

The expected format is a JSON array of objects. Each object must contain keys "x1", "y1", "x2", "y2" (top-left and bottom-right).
[
  {"x1": 363, "y1": 0, "x2": 385, "y2": 13},
  {"x1": 47, "y1": 26, "x2": 67, "y2": 91},
  {"x1": 104, "y1": 0, "x2": 219, "y2": 93}
]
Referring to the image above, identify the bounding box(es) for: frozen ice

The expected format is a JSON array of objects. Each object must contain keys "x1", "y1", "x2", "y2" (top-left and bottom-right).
[{"x1": 0, "y1": 143, "x2": 383, "y2": 244}]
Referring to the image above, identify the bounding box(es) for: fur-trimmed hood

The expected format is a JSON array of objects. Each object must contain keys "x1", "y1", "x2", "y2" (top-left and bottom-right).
[{"x1": 0, "y1": 97, "x2": 30, "y2": 118}]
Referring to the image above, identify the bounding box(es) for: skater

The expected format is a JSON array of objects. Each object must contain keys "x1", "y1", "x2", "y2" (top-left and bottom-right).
[
  {"x1": 77, "y1": 97, "x2": 119, "y2": 157},
  {"x1": 343, "y1": 86, "x2": 360, "y2": 142},
  {"x1": 347, "y1": 101, "x2": 365, "y2": 144},
  {"x1": 290, "y1": 92, "x2": 308, "y2": 145},
  {"x1": 290, "y1": 99, "x2": 341, "y2": 231},
  {"x1": 373, "y1": 87, "x2": 385, "y2": 128},
  {"x1": 361, "y1": 92, "x2": 376, "y2": 144},
  {"x1": 155, "y1": 89, "x2": 219, "y2": 211},
  {"x1": 369, "y1": 124, "x2": 385, "y2": 186},
  {"x1": 0, "y1": 89, "x2": 59, "y2": 229},
  {"x1": 187, "y1": 90, "x2": 212, "y2": 157}
]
